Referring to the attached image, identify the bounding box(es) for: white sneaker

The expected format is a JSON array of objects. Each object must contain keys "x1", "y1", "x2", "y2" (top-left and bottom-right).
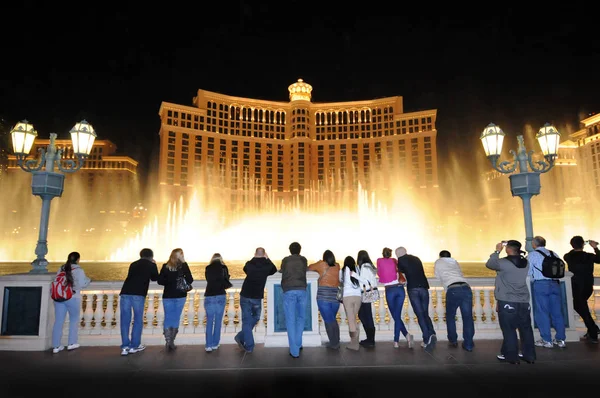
[
  {"x1": 535, "y1": 340, "x2": 553, "y2": 348},
  {"x1": 52, "y1": 346, "x2": 64, "y2": 354},
  {"x1": 67, "y1": 343, "x2": 80, "y2": 351},
  {"x1": 553, "y1": 339, "x2": 566, "y2": 348},
  {"x1": 205, "y1": 346, "x2": 213, "y2": 352},
  {"x1": 129, "y1": 345, "x2": 146, "y2": 354},
  {"x1": 421, "y1": 341, "x2": 427, "y2": 348},
  {"x1": 120, "y1": 348, "x2": 129, "y2": 356},
  {"x1": 211, "y1": 345, "x2": 220, "y2": 350},
  {"x1": 393, "y1": 342, "x2": 399, "y2": 349},
  {"x1": 406, "y1": 334, "x2": 414, "y2": 349}
]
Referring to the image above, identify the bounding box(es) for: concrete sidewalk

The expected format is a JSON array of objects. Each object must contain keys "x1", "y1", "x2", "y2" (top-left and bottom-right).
[{"x1": 2, "y1": 339, "x2": 599, "y2": 397}]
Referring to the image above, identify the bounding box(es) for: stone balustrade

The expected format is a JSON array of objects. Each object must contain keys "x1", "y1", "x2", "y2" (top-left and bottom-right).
[
  {"x1": 68, "y1": 274, "x2": 597, "y2": 347},
  {"x1": 2, "y1": 273, "x2": 597, "y2": 350}
]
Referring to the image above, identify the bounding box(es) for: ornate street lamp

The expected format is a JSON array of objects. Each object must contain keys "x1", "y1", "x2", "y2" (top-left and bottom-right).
[
  {"x1": 480, "y1": 122, "x2": 559, "y2": 252},
  {"x1": 10, "y1": 119, "x2": 97, "y2": 273}
]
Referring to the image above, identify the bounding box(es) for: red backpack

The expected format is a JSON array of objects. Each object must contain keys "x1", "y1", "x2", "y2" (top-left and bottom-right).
[{"x1": 51, "y1": 269, "x2": 73, "y2": 302}]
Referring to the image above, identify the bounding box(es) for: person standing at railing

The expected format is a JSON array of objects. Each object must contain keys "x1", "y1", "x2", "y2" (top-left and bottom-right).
[
  {"x1": 354, "y1": 250, "x2": 378, "y2": 348},
  {"x1": 158, "y1": 248, "x2": 193, "y2": 351},
  {"x1": 564, "y1": 236, "x2": 600, "y2": 344},
  {"x1": 377, "y1": 247, "x2": 413, "y2": 349},
  {"x1": 433, "y1": 250, "x2": 474, "y2": 352},
  {"x1": 486, "y1": 240, "x2": 535, "y2": 364},
  {"x1": 204, "y1": 253, "x2": 232, "y2": 352},
  {"x1": 308, "y1": 250, "x2": 341, "y2": 350},
  {"x1": 340, "y1": 256, "x2": 363, "y2": 350},
  {"x1": 279, "y1": 242, "x2": 308, "y2": 358},
  {"x1": 235, "y1": 247, "x2": 277, "y2": 353},
  {"x1": 528, "y1": 236, "x2": 567, "y2": 349},
  {"x1": 118, "y1": 248, "x2": 158, "y2": 356},
  {"x1": 396, "y1": 246, "x2": 436, "y2": 349},
  {"x1": 52, "y1": 251, "x2": 91, "y2": 354}
]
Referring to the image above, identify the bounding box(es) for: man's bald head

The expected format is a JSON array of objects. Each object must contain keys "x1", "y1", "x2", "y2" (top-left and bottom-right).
[
  {"x1": 254, "y1": 247, "x2": 266, "y2": 257},
  {"x1": 395, "y1": 247, "x2": 407, "y2": 258}
]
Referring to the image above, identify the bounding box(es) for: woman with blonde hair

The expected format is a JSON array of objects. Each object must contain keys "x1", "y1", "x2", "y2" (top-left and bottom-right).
[
  {"x1": 158, "y1": 248, "x2": 193, "y2": 351},
  {"x1": 204, "y1": 253, "x2": 232, "y2": 352}
]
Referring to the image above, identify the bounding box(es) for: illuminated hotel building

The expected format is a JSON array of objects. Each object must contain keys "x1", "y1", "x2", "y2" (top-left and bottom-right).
[
  {"x1": 7, "y1": 139, "x2": 139, "y2": 217},
  {"x1": 158, "y1": 79, "x2": 438, "y2": 209},
  {"x1": 570, "y1": 113, "x2": 600, "y2": 196}
]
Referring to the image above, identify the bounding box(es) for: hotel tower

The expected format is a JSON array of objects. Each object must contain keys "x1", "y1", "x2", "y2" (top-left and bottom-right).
[{"x1": 158, "y1": 79, "x2": 438, "y2": 212}]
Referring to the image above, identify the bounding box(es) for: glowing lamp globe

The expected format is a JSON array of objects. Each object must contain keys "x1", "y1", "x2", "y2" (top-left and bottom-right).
[
  {"x1": 10, "y1": 120, "x2": 37, "y2": 156},
  {"x1": 480, "y1": 123, "x2": 505, "y2": 157},
  {"x1": 70, "y1": 120, "x2": 97, "y2": 156},
  {"x1": 536, "y1": 123, "x2": 560, "y2": 158}
]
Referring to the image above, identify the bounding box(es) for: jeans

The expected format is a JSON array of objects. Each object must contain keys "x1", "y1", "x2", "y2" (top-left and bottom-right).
[
  {"x1": 235, "y1": 296, "x2": 262, "y2": 352},
  {"x1": 163, "y1": 297, "x2": 186, "y2": 328},
  {"x1": 120, "y1": 294, "x2": 146, "y2": 349},
  {"x1": 572, "y1": 279, "x2": 598, "y2": 338},
  {"x1": 532, "y1": 280, "x2": 566, "y2": 342},
  {"x1": 445, "y1": 284, "x2": 475, "y2": 349},
  {"x1": 317, "y1": 300, "x2": 340, "y2": 324},
  {"x1": 385, "y1": 285, "x2": 408, "y2": 342},
  {"x1": 497, "y1": 300, "x2": 536, "y2": 362},
  {"x1": 204, "y1": 294, "x2": 226, "y2": 348},
  {"x1": 283, "y1": 289, "x2": 308, "y2": 357},
  {"x1": 52, "y1": 297, "x2": 81, "y2": 348},
  {"x1": 407, "y1": 287, "x2": 435, "y2": 342}
]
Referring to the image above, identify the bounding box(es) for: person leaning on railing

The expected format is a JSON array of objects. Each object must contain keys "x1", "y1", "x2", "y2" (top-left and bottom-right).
[{"x1": 308, "y1": 250, "x2": 341, "y2": 350}]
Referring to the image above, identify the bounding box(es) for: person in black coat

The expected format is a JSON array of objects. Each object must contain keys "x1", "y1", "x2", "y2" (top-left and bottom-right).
[
  {"x1": 204, "y1": 253, "x2": 232, "y2": 352},
  {"x1": 158, "y1": 248, "x2": 193, "y2": 350}
]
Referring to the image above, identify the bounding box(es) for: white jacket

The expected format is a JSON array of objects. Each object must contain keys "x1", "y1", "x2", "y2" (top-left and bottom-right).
[{"x1": 433, "y1": 257, "x2": 467, "y2": 291}]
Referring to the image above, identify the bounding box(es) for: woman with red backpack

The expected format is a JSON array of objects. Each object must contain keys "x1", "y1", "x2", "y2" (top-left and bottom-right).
[{"x1": 51, "y1": 252, "x2": 91, "y2": 354}]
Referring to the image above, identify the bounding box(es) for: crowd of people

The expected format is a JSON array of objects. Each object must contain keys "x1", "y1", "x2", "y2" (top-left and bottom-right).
[{"x1": 49, "y1": 235, "x2": 600, "y2": 364}]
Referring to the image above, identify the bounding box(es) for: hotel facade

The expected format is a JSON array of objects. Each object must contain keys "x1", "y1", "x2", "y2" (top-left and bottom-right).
[{"x1": 158, "y1": 79, "x2": 438, "y2": 211}]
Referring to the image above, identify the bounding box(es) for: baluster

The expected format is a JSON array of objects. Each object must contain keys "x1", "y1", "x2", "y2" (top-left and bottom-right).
[
  {"x1": 185, "y1": 290, "x2": 196, "y2": 332},
  {"x1": 82, "y1": 294, "x2": 94, "y2": 332},
  {"x1": 146, "y1": 293, "x2": 156, "y2": 331},
  {"x1": 339, "y1": 302, "x2": 347, "y2": 332},
  {"x1": 378, "y1": 293, "x2": 387, "y2": 331},
  {"x1": 593, "y1": 288, "x2": 600, "y2": 323},
  {"x1": 104, "y1": 292, "x2": 115, "y2": 330},
  {"x1": 156, "y1": 293, "x2": 165, "y2": 332},
  {"x1": 92, "y1": 294, "x2": 103, "y2": 333},
  {"x1": 226, "y1": 290, "x2": 236, "y2": 333},
  {"x1": 407, "y1": 298, "x2": 417, "y2": 332},
  {"x1": 197, "y1": 295, "x2": 206, "y2": 334},
  {"x1": 258, "y1": 296, "x2": 266, "y2": 334},
  {"x1": 474, "y1": 288, "x2": 483, "y2": 327},
  {"x1": 435, "y1": 288, "x2": 444, "y2": 330},
  {"x1": 483, "y1": 289, "x2": 492, "y2": 324}
]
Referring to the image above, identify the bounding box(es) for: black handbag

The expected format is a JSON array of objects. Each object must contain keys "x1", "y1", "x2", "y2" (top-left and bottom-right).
[{"x1": 176, "y1": 267, "x2": 193, "y2": 293}]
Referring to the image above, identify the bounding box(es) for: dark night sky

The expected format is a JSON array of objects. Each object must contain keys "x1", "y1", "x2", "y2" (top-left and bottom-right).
[{"x1": 2, "y1": 3, "x2": 600, "y2": 194}]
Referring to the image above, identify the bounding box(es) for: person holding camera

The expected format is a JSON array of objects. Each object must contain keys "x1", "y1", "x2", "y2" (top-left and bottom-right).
[
  {"x1": 564, "y1": 236, "x2": 600, "y2": 343},
  {"x1": 486, "y1": 240, "x2": 535, "y2": 364}
]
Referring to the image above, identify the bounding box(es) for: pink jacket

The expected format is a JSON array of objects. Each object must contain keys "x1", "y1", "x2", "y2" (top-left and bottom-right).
[{"x1": 377, "y1": 257, "x2": 398, "y2": 283}]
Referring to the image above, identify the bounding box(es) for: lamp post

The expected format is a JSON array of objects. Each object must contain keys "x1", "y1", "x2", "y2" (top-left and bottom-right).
[
  {"x1": 480, "y1": 122, "x2": 560, "y2": 252},
  {"x1": 10, "y1": 120, "x2": 97, "y2": 273}
]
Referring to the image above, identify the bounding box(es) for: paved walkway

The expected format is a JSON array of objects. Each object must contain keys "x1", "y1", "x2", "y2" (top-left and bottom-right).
[{"x1": 3, "y1": 339, "x2": 599, "y2": 397}]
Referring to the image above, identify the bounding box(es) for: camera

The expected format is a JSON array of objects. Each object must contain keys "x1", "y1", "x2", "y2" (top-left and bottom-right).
[
  {"x1": 501, "y1": 240, "x2": 508, "y2": 246},
  {"x1": 585, "y1": 240, "x2": 590, "y2": 244}
]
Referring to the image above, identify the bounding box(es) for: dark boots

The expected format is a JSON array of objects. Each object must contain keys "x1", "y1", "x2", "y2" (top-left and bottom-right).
[
  {"x1": 324, "y1": 322, "x2": 340, "y2": 350},
  {"x1": 163, "y1": 327, "x2": 179, "y2": 351},
  {"x1": 359, "y1": 327, "x2": 376, "y2": 347}
]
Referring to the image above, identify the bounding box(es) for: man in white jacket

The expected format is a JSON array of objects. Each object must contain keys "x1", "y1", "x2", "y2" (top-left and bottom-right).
[{"x1": 433, "y1": 250, "x2": 475, "y2": 351}]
